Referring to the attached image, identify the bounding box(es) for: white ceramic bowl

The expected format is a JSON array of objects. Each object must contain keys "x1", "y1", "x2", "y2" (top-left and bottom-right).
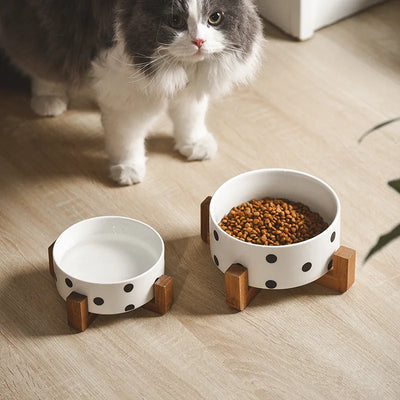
[
  {"x1": 209, "y1": 169, "x2": 340, "y2": 289},
  {"x1": 52, "y1": 216, "x2": 164, "y2": 314}
]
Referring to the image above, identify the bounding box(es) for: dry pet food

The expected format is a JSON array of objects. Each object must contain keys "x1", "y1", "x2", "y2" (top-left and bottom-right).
[{"x1": 219, "y1": 197, "x2": 328, "y2": 246}]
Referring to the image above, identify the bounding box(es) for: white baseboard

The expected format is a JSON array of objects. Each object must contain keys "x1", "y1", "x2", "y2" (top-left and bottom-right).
[{"x1": 256, "y1": 0, "x2": 387, "y2": 40}]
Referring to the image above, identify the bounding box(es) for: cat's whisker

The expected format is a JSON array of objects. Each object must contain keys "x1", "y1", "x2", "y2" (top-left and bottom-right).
[
  {"x1": 142, "y1": 57, "x2": 175, "y2": 91},
  {"x1": 131, "y1": 56, "x2": 167, "y2": 70},
  {"x1": 223, "y1": 46, "x2": 247, "y2": 55},
  {"x1": 127, "y1": 53, "x2": 173, "y2": 80},
  {"x1": 142, "y1": 53, "x2": 183, "y2": 94},
  {"x1": 128, "y1": 53, "x2": 171, "y2": 89},
  {"x1": 110, "y1": 48, "x2": 171, "y2": 72},
  {"x1": 127, "y1": 61, "x2": 165, "y2": 85},
  {"x1": 127, "y1": 56, "x2": 167, "y2": 80}
]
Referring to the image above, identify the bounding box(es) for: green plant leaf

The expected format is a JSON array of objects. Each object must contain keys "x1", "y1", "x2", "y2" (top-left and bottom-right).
[
  {"x1": 359, "y1": 117, "x2": 400, "y2": 143},
  {"x1": 365, "y1": 223, "x2": 400, "y2": 262},
  {"x1": 388, "y1": 179, "x2": 400, "y2": 194}
]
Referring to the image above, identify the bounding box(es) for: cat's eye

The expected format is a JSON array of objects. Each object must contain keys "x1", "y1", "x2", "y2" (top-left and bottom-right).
[
  {"x1": 208, "y1": 11, "x2": 223, "y2": 26},
  {"x1": 169, "y1": 15, "x2": 185, "y2": 29}
]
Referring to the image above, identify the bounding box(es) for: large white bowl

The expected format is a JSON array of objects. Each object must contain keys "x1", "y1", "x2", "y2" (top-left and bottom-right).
[
  {"x1": 209, "y1": 169, "x2": 340, "y2": 289},
  {"x1": 52, "y1": 216, "x2": 164, "y2": 314}
]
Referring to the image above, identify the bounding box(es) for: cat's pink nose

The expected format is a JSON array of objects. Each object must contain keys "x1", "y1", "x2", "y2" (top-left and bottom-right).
[{"x1": 192, "y1": 38, "x2": 205, "y2": 49}]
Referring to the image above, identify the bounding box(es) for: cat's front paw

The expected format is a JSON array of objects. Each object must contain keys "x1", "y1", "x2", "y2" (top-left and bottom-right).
[
  {"x1": 175, "y1": 133, "x2": 218, "y2": 161},
  {"x1": 110, "y1": 162, "x2": 146, "y2": 186},
  {"x1": 31, "y1": 95, "x2": 68, "y2": 117}
]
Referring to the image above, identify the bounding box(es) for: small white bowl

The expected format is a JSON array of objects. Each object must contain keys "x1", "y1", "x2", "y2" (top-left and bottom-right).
[
  {"x1": 52, "y1": 216, "x2": 164, "y2": 314},
  {"x1": 209, "y1": 169, "x2": 340, "y2": 289}
]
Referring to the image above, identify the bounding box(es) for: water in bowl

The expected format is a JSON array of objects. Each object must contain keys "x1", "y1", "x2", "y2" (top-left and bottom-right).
[{"x1": 60, "y1": 232, "x2": 158, "y2": 283}]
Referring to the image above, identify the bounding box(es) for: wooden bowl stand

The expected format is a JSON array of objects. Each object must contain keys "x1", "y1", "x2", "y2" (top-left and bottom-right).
[
  {"x1": 48, "y1": 243, "x2": 174, "y2": 331},
  {"x1": 201, "y1": 196, "x2": 356, "y2": 311}
]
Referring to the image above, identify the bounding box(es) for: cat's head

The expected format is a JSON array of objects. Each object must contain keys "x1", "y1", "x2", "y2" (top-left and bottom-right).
[{"x1": 118, "y1": 0, "x2": 263, "y2": 97}]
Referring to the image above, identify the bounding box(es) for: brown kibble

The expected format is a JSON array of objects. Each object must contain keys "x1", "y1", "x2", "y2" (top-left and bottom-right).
[{"x1": 219, "y1": 196, "x2": 328, "y2": 246}]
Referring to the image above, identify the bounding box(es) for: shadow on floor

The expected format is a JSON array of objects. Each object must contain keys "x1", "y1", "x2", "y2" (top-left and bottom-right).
[
  {"x1": 0, "y1": 234, "x2": 343, "y2": 337},
  {"x1": 0, "y1": 265, "x2": 72, "y2": 337}
]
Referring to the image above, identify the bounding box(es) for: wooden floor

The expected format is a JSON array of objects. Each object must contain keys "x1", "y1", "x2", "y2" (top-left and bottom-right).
[{"x1": 1, "y1": 2, "x2": 399, "y2": 399}]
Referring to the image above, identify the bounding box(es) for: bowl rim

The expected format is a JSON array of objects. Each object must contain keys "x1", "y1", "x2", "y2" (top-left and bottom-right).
[
  {"x1": 209, "y1": 168, "x2": 341, "y2": 249},
  {"x1": 53, "y1": 215, "x2": 165, "y2": 285}
]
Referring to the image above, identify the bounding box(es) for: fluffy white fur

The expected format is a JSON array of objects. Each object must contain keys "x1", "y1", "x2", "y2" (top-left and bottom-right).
[
  {"x1": 31, "y1": 77, "x2": 68, "y2": 117},
  {"x1": 31, "y1": 1, "x2": 262, "y2": 185}
]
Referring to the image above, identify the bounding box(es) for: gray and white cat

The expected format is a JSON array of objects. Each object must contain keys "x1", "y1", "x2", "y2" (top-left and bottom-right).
[{"x1": 0, "y1": 0, "x2": 263, "y2": 185}]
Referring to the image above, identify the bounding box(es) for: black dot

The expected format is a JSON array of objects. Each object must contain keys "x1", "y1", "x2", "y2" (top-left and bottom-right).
[
  {"x1": 266, "y1": 254, "x2": 277, "y2": 263},
  {"x1": 124, "y1": 283, "x2": 134, "y2": 292},
  {"x1": 213, "y1": 255, "x2": 219, "y2": 266},
  {"x1": 302, "y1": 262, "x2": 312, "y2": 272},
  {"x1": 213, "y1": 230, "x2": 219, "y2": 241},
  {"x1": 125, "y1": 304, "x2": 135, "y2": 312},
  {"x1": 265, "y1": 280, "x2": 277, "y2": 289},
  {"x1": 330, "y1": 232, "x2": 336, "y2": 242},
  {"x1": 65, "y1": 278, "x2": 73, "y2": 288},
  {"x1": 93, "y1": 297, "x2": 104, "y2": 306},
  {"x1": 328, "y1": 259, "x2": 333, "y2": 270}
]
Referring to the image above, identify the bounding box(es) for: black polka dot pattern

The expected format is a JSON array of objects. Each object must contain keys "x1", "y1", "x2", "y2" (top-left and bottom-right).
[
  {"x1": 93, "y1": 297, "x2": 104, "y2": 306},
  {"x1": 213, "y1": 230, "x2": 219, "y2": 241},
  {"x1": 124, "y1": 283, "x2": 134, "y2": 293},
  {"x1": 328, "y1": 259, "x2": 333, "y2": 270},
  {"x1": 65, "y1": 278, "x2": 73, "y2": 288},
  {"x1": 265, "y1": 280, "x2": 277, "y2": 289},
  {"x1": 330, "y1": 232, "x2": 336, "y2": 243},
  {"x1": 214, "y1": 255, "x2": 219, "y2": 266},
  {"x1": 302, "y1": 262, "x2": 312, "y2": 272},
  {"x1": 266, "y1": 254, "x2": 277, "y2": 263},
  {"x1": 125, "y1": 304, "x2": 135, "y2": 312}
]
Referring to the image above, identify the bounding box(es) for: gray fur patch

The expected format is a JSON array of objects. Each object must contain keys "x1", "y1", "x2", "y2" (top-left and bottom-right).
[
  {"x1": 0, "y1": 0, "x2": 116, "y2": 84},
  {"x1": 201, "y1": 0, "x2": 262, "y2": 57}
]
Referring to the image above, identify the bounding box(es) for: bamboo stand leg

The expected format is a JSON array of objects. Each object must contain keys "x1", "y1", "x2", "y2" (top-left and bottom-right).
[
  {"x1": 66, "y1": 292, "x2": 97, "y2": 331},
  {"x1": 143, "y1": 275, "x2": 174, "y2": 315},
  {"x1": 201, "y1": 197, "x2": 260, "y2": 310},
  {"x1": 65, "y1": 274, "x2": 174, "y2": 332},
  {"x1": 49, "y1": 242, "x2": 97, "y2": 331},
  {"x1": 225, "y1": 264, "x2": 260, "y2": 310},
  {"x1": 315, "y1": 246, "x2": 356, "y2": 292},
  {"x1": 48, "y1": 241, "x2": 56, "y2": 279},
  {"x1": 201, "y1": 196, "x2": 212, "y2": 244}
]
